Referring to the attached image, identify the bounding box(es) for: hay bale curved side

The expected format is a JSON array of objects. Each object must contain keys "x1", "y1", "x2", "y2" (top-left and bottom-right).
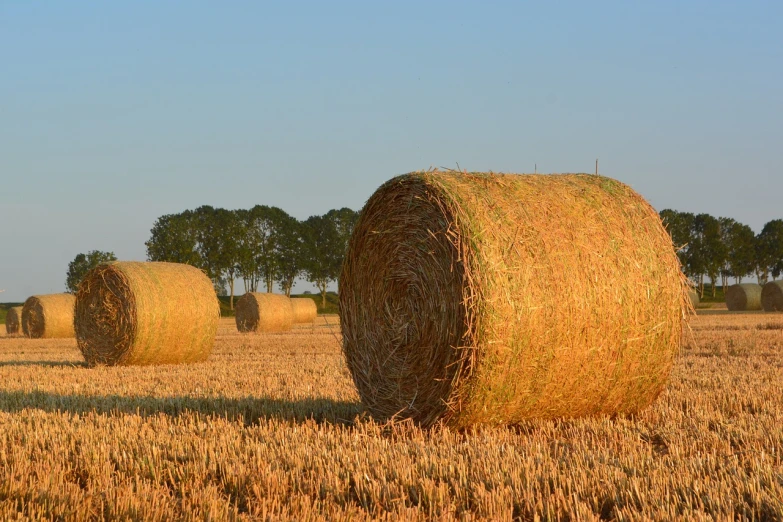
[
  {"x1": 725, "y1": 283, "x2": 762, "y2": 311},
  {"x1": 75, "y1": 261, "x2": 219, "y2": 366},
  {"x1": 340, "y1": 171, "x2": 687, "y2": 428},
  {"x1": 5, "y1": 306, "x2": 23, "y2": 335},
  {"x1": 688, "y1": 289, "x2": 700, "y2": 308},
  {"x1": 22, "y1": 294, "x2": 76, "y2": 339},
  {"x1": 235, "y1": 293, "x2": 293, "y2": 332},
  {"x1": 290, "y1": 298, "x2": 318, "y2": 323},
  {"x1": 761, "y1": 281, "x2": 783, "y2": 312}
]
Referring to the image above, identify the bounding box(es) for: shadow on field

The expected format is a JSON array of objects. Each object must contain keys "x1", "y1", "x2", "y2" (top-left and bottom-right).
[
  {"x1": 0, "y1": 389, "x2": 362, "y2": 426},
  {"x1": 0, "y1": 360, "x2": 88, "y2": 368}
]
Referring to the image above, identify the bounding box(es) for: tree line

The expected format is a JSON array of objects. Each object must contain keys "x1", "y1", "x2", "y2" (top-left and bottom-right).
[
  {"x1": 659, "y1": 210, "x2": 783, "y2": 297},
  {"x1": 145, "y1": 205, "x2": 359, "y2": 308}
]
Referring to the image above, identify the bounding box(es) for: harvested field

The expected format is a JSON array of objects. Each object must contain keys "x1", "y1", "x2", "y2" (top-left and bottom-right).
[{"x1": 0, "y1": 313, "x2": 780, "y2": 520}]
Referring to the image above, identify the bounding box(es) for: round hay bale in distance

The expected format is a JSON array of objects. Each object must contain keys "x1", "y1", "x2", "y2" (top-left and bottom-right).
[
  {"x1": 290, "y1": 297, "x2": 317, "y2": 323},
  {"x1": 75, "y1": 261, "x2": 219, "y2": 366},
  {"x1": 22, "y1": 294, "x2": 76, "y2": 339},
  {"x1": 235, "y1": 293, "x2": 293, "y2": 332},
  {"x1": 688, "y1": 288, "x2": 700, "y2": 307},
  {"x1": 5, "y1": 306, "x2": 23, "y2": 335},
  {"x1": 761, "y1": 281, "x2": 783, "y2": 312},
  {"x1": 725, "y1": 283, "x2": 762, "y2": 311},
  {"x1": 340, "y1": 171, "x2": 687, "y2": 428}
]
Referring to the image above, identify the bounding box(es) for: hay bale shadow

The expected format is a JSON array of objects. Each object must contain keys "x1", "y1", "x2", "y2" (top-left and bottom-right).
[{"x1": 0, "y1": 390, "x2": 362, "y2": 426}]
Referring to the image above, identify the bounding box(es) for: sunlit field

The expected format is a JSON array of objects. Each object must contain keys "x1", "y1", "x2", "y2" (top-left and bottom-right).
[{"x1": 0, "y1": 312, "x2": 781, "y2": 520}]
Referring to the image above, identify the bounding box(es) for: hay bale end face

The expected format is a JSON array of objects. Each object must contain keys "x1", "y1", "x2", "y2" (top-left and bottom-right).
[
  {"x1": 290, "y1": 298, "x2": 318, "y2": 323},
  {"x1": 75, "y1": 261, "x2": 219, "y2": 366},
  {"x1": 340, "y1": 171, "x2": 687, "y2": 428},
  {"x1": 5, "y1": 306, "x2": 23, "y2": 335},
  {"x1": 22, "y1": 294, "x2": 76, "y2": 339},
  {"x1": 761, "y1": 281, "x2": 783, "y2": 312},
  {"x1": 235, "y1": 293, "x2": 293, "y2": 332},
  {"x1": 725, "y1": 283, "x2": 762, "y2": 311}
]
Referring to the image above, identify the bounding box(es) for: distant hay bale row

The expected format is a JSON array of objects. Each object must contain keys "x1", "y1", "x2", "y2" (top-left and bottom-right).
[
  {"x1": 22, "y1": 294, "x2": 76, "y2": 339},
  {"x1": 688, "y1": 289, "x2": 700, "y2": 307},
  {"x1": 725, "y1": 283, "x2": 762, "y2": 311},
  {"x1": 235, "y1": 294, "x2": 318, "y2": 333},
  {"x1": 762, "y1": 281, "x2": 783, "y2": 312},
  {"x1": 75, "y1": 261, "x2": 220, "y2": 366},
  {"x1": 340, "y1": 171, "x2": 687, "y2": 428},
  {"x1": 4, "y1": 306, "x2": 23, "y2": 335},
  {"x1": 291, "y1": 297, "x2": 318, "y2": 323}
]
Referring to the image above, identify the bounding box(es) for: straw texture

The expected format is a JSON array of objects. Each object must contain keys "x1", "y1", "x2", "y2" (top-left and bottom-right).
[
  {"x1": 22, "y1": 294, "x2": 76, "y2": 339},
  {"x1": 5, "y1": 306, "x2": 23, "y2": 335},
  {"x1": 761, "y1": 281, "x2": 783, "y2": 312},
  {"x1": 235, "y1": 293, "x2": 293, "y2": 333},
  {"x1": 291, "y1": 298, "x2": 318, "y2": 323},
  {"x1": 725, "y1": 283, "x2": 762, "y2": 311},
  {"x1": 340, "y1": 171, "x2": 688, "y2": 428},
  {"x1": 75, "y1": 261, "x2": 219, "y2": 366}
]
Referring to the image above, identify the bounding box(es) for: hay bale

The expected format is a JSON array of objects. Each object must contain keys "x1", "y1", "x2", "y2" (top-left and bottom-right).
[
  {"x1": 5, "y1": 306, "x2": 23, "y2": 335},
  {"x1": 688, "y1": 288, "x2": 700, "y2": 307},
  {"x1": 340, "y1": 171, "x2": 687, "y2": 428},
  {"x1": 761, "y1": 281, "x2": 783, "y2": 312},
  {"x1": 290, "y1": 297, "x2": 318, "y2": 323},
  {"x1": 725, "y1": 283, "x2": 762, "y2": 311},
  {"x1": 235, "y1": 293, "x2": 293, "y2": 332},
  {"x1": 75, "y1": 261, "x2": 219, "y2": 366},
  {"x1": 22, "y1": 294, "x2": 76, "y2": 339}
]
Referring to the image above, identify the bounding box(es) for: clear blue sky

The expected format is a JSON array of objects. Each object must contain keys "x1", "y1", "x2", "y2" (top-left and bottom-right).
[{"x1": 1, "y1": 1, "x2": 781, "y2": 301}]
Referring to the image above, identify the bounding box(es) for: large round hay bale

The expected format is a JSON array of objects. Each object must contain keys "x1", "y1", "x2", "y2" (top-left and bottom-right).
[
  {"x1": 235, "y1": 293, "x2": 293, "y2": 332},
  {"x1": 290, "y1": 298, "x2": 317, "y2": 323},
  {"x1": 22, "y1": 294, "x2": 76, "y2": 339},
  {"x1": 725, "y1": 283, "x2": 762, "y2": 311},
  {"x1": 688, "y1": 288, "x2": 700, "y2": 307},
  {"x1": 340, "y1": 171, "x2": 687, "y2": 428},
  {"x1": 75, "y1": 261, "x2": 219, "y2": 366},
  {"x1": 761, "y1": 281, "x2": 783, "y2": 312},
  {"x1": 5, "y1": 306, "x2": 23, "y2": 335}
]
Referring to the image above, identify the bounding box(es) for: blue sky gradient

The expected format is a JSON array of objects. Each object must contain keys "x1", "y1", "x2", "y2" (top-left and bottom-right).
[{"x1": 1, "y1": 1, "x2": 781, "y2": 300}]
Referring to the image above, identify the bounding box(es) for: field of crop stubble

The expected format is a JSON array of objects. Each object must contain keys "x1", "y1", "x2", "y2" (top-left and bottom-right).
[{"x1": 0, "y1": 312, "x2": 781, "y2": 520}]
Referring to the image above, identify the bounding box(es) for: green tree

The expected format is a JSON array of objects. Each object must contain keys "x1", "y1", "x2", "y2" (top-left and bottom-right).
[
  {"x1": 274, "y1": 212, "x2": 304, "y2": 297},
  {"x1": 723, "y1": 220, "x2": 757, "y2": 284},
  {"x1": 757, "y1": 219, "x2": 783, "y2": 283},
  {"x1": 302, "y1": 214, "x2": 342, "y2": 308},
  {"x1": 660, "y1": 209, "x2": 696, "y2": 280},
  {"x1": 66, "y1": 250, "x2": 117, "y2": 293},
  {"x1": 691, "y1": 214, "x2": 726, "y2": 298},
  {"x1": 145, "y1": 211, "x2": 200, "y2": 265},
  {"x1": 247, "y1": 205, "x2": 290, "y2": 293}
]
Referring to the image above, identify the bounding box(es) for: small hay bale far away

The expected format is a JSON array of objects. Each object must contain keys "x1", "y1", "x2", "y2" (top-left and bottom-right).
[
  {"x1": 725, "y1": 283, "x2": 762, "y2": 311},
  {"x1": 235, "y1": 293, "x2": 293, "y2": 333},
  {"x1": 22, "y1": 294, "x2": 76, "y2": 339},
  {"x1": 5, "y1": 306, "x2": 23, "y2": 335},
  {"x1": 340, "y1": 171, "x2": 687, "y2": 428},
  {"x1": 761, "y1": 281, "x2": 783, "y2": 312},
  {"x1": 290, "y1": 297, "x2": 318, "y2": 323},
  {"x1": 75, "y1": 261, "x2": 220, "y2": 366},
  {"x1": 688, "y1": 288, "x2": 700, "y2": 307}
]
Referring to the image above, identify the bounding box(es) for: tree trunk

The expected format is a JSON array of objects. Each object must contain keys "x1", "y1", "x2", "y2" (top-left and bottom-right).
[
  {"x1": 320, "y1": 281, "x2": 327, "y2": 309},
  {"x1": 229, "y1": 278, "x2": 235, "y2": 310}
]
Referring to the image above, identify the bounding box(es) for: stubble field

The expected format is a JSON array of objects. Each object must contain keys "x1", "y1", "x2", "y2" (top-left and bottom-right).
[{"x1": 0, "y1": 312, "x2": 781, "y2": 520}]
